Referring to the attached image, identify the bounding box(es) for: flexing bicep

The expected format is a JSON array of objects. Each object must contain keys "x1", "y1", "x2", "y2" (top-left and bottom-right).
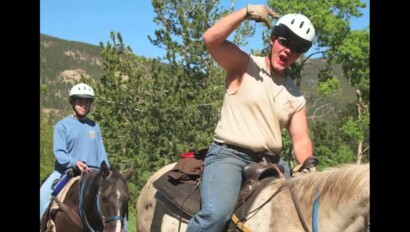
[
  {"x1": 202, "y1": 8, "x2": 250, "y2": 74},
  {"x1": 205, "y1": 39, "x2": 249, "y2": 75}
]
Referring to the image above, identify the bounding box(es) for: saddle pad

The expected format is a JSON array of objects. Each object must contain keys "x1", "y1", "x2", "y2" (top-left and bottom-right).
[
  {"x1": 49, "y1": 176, "x2": 81, "y2": 211},
  {"x1": 153, "y1": 171, "x2": 201, "y2": 217},
  {"x1": 44, "y1": 176, "x2": 81, "y2": 232}
]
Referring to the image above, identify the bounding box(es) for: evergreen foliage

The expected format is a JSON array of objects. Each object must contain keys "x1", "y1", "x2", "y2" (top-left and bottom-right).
[{"x1": 40, "y1": 112, "x2": 54, "y2": 181}]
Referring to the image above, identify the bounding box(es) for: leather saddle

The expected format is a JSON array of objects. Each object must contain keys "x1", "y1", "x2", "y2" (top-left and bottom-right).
[{"x1": 153, "y1": 150, "x2": 281, "y2": 217}]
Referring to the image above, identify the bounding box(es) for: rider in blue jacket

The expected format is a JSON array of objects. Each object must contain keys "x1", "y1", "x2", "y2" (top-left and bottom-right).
[{"x1": 40, "y1": 83, "x2": 110, "y2": 220}]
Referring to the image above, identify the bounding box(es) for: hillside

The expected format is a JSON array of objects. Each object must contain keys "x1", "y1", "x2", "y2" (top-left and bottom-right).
[
  {"x1": 40, "y1": 33, "x2": 356, "y2": 120},
  {"x1": 300, "y1": 58, "x2": 356, "y2": 111},
  {"x1": 40, "y1": 34, "x2": 104, "y2": 114}
]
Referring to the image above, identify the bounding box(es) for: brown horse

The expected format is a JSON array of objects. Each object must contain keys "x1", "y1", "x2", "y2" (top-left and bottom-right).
[
  {"x1": 40, "y1": 161, "x2": 134, "y2": 232},
  {"x1": 136, "y1": 163, "x2": 369, "y2": 232}
]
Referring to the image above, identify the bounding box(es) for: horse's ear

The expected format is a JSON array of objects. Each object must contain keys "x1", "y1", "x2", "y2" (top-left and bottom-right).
[
  {"x1": 122, "y1": 164, "x2": 134, "y2": 181},
  {"x1": 100, "y1": 161, "x2": 110, "y2": 178}
]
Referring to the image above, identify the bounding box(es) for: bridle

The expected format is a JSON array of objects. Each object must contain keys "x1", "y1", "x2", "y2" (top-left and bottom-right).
[
  {"x1": 232, "y1": 180, "x2": 319, "y2": 232},
  {"x1": 79, "y1": 172, "x2": 126, "y2": 231}
]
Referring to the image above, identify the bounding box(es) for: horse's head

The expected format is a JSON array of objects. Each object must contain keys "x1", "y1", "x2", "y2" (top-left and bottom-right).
[{"x1": 80, "y1": 161, "x2": 134, "y2": 232}]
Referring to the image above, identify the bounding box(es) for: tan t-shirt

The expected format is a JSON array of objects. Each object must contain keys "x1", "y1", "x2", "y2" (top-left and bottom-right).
[{"x1": 214, "y1": 55, "x2": 306, "y2": 153}]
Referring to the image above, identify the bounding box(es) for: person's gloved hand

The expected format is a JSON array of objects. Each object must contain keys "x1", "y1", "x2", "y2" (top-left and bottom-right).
[
  {"x1": 245, "y1": 4, "x2": 280, "y2": 28},
  {"x1": 291, "y1": 164, "x2": 317, "y2": 177}
]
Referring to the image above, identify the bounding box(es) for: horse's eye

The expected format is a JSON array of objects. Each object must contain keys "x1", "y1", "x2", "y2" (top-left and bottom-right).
[{"x1": 102, "y1": 195, "x2": 109, "y2": 203}]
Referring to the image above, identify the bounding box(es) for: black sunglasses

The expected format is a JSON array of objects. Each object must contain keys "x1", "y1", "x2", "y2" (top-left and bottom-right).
[{"x1": 277, "y1": 37, "x2": 308, "y2": 54}]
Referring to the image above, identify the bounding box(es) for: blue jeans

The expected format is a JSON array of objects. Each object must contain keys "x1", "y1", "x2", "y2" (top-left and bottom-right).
[
  {"x1": 186, "y1": 142, "x2": 259, "y2": 232},
  {"x1": 279, "y1": 158, "x2": 290, "y2": 179},
  {"x1": 40, "y1": 170, "x2": 61, "y2": 220}
]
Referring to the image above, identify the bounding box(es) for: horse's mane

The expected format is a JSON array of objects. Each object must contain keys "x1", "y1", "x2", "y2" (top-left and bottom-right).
[{"x1": 286, "y1": 163, "x2": 369, "y2": 208}]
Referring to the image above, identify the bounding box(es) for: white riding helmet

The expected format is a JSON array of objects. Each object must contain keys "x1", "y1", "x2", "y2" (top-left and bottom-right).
[
  {"x1": 69, "y1": 83, "x2": 95, "y2": 104},
  {"x1": 271, "y1": 13, "x2": 315, "y2": 53}
]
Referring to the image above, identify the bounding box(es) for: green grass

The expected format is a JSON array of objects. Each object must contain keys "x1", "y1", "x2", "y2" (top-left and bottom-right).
[{"x1": 128, "y1": 211, "x2": 136, "y2": 232}]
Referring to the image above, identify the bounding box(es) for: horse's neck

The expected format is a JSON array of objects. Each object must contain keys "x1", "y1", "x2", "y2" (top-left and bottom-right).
[
  {"x1": 83, "y1": 174, "x2": 102, "y2": 201},
  {"x1": 251, "y1": 175, "x2": 369, "y2": 232},
  {"x1": 316, "y1": 189, "x2": 369, "y2": 231},
  {"x1": 287, "y1": 166, "x2": 370, "y2": 231},
  {"x1": 78, "y1": 173, "x2": 106, "y2": 231}
]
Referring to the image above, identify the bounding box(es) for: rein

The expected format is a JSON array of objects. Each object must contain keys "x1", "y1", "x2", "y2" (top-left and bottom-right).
[
  {"x1": 177, "y1": 180, "x2": 200, "y2": 232},
  {"x1": 289, "y1": 183, "x2": 321, "y2": 232},
  {"x1": 79, "y1": 171, "x2": 126, "y2": 232},
  {"x1": 51, "y1": 195, "x2": 85, "y2": 230},
  {"x1": 232, "y1": 181, "x2": 320, "y2": 232},
  {"x1": 289, "y1": 186, "x2": 309, "y2": 232},
  {"x1": 231, "y1": 180, "x2": 289, "y2": 231}
]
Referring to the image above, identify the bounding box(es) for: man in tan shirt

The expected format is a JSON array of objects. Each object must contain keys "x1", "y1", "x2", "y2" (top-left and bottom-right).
[{"x1": 187, "y1": 4, "x2": 316, "y2": 232}]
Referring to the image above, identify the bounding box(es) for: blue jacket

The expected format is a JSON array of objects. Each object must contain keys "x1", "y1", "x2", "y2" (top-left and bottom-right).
[{"x1": 53, "y1": 115, "x2": 109, "y2": 173}]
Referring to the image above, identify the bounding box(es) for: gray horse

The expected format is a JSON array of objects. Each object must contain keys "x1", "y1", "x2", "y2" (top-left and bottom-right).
[{"x1": 136, "y1": 163, "x2": 369, "y2": 232}]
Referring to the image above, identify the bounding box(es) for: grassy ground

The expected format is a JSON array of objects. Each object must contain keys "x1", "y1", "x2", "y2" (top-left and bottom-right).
[{"x1": 128, "y1": 212, "x2": 136, "y2": 232}]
